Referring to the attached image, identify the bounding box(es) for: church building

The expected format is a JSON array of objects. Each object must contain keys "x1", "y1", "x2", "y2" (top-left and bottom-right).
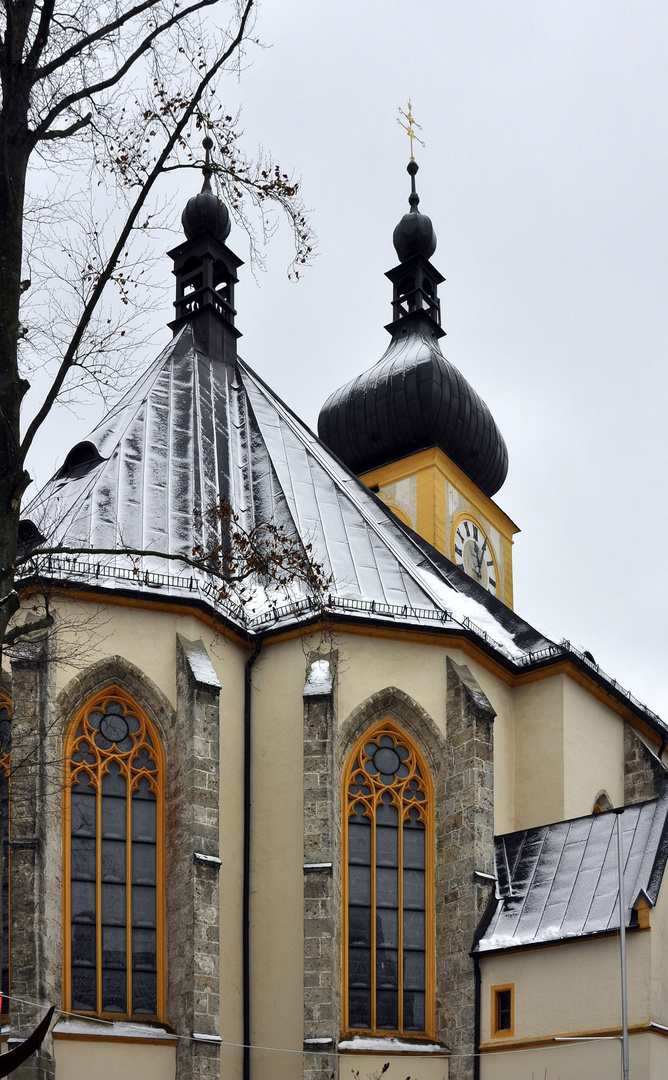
[{"x1": 7, "y1": 143, "x2": 668, "y2": 1080}]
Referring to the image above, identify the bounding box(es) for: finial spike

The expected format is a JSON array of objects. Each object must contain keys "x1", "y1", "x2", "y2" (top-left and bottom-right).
[
  {"x1": 397, "y1": 101, "x2": 425, "y2": 162},
  {"x1": 201, "y1": 135, "x2": 214, "y2": 193}
]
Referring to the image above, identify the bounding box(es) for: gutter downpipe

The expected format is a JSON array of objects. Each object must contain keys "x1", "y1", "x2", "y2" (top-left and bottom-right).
[
  {"x1": 243, "y1": 638, "x2": 262, "y2": 1080},
  {"x1": 615, "y1": 808, "x2": 630, "y2": 1080}
]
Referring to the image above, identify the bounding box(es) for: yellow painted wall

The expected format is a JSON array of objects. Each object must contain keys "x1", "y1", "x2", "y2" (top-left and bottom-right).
[
  {"x1": 248, "y1": 639, "x2": 307, "y2": 1080},
  {"x1": 651, "y1": 875, "x2": 668, "y2": 1027},
  {"x1": 513, "y1": 676, "x2": 565, "y2": 829},
  {"x1": 53, "y1": 1038, "x2": 176, "y2": 1079},
  {"x1": 480, "y1": 1032, "x2": 652, "y2": 1080},
  {"x1": 562, "y1": 678, "x2": 624, "y2": 818},
  {"x1": 481, "y1": 933, "x2": 651, "y2": 1041},
  {"x1": 340, "y1": 1053, "x2": 448, "y2": 1080}
]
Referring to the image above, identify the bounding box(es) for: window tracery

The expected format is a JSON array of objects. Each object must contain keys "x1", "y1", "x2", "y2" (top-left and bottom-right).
[
  {"x1": 344, "y1": 721, "x2": 433, "y2": 1037},
  {"x1": 64, "y1": 689, "x2": 164, "y2": 1020}
]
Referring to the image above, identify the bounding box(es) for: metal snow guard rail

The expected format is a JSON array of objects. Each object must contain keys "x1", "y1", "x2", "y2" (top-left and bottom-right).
[
  {"x1": 518, "y1": 639, "x2": 664, "y2": 727},
  {"x1": 16, "y1": 555, "x2": 665, "y2": 728}
]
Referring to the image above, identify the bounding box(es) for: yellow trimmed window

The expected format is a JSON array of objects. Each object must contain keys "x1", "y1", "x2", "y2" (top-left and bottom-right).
[
  {"x1": 344, "y1": 721, "x2": 433, "y2": 1036},
  {"x1": 0, "y1": 693, "x2": 10, "y2": 1017},
  {"x1": 64, "y1": 689, "x2": 164, "y2": 1020},
  {"x1": 491, "y1": 984, "x2": 514, "y2": 1038}
]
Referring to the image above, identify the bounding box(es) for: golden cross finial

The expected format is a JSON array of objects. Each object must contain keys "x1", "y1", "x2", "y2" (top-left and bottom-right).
[{"x1": 397, "y1": 101, "x2": 425, "y2": 161}]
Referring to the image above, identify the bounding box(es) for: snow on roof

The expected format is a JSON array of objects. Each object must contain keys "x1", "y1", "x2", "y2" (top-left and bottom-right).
[
  {"x1": 21, "y1": 324, "x2": 547, "y2": 660},
  {"x1": 476, "y1": 791, "x2": 668, "y2": 953}
]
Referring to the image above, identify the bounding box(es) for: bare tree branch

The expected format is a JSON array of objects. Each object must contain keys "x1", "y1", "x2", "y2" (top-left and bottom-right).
[
  {"x1": 20, "y1": 0, "x2": 254, "y2": 461},
  {"x1": 38, "y1": 112, "x2": 92, "y2": 140}
]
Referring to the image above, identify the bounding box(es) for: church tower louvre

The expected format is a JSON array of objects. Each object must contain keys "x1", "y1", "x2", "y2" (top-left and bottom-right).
[{"x1": 318, "y1": 159, "x2": 519, "y2": 608}]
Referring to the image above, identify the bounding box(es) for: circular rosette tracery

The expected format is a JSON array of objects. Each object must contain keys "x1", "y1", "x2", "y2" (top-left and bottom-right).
[
  {"x1": 347, "y1": 724, "x2": 428, "y2": 825},
  {"x1": 69, "y1": 692, "x2": 159, "y2": 795}
]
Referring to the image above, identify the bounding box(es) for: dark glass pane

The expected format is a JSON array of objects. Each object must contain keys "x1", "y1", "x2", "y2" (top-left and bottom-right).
[
  {"x1": 403, "y1": 950, "x2": 425, "y2": 990},
  {"x1": 376, "y1": 908, "x2": 398, "y2": 947},
  {"x1": 87, "y1": 711, "x2": 104, "y2": 729},
  {"x1": 106, "y1": 701, "x2": 125, "y2": 716},
  {"x1": 132, "y1": 795, "x2": 156, "y2": 844},
  {"x1": 132, "y1": 842, "x2": 156, "y2": 886},
  {"x1": 132, "y1": 885, "x2": 156, "y2": 929},
  {"x1": 348, "y1": 947, "x2": 370, "y2": 987},
  {"x1": 373, "y1": 747, "x2": 400, "y2": 776},
  {"x1": 133, "y1": 776, "x2": 154, "y2": 800},
  {"x1": 403, "y1": 909, "x2": 425, "y2": 949},
  {"x1": 376, "y1": 799, "x2": 398, "y2": 826},
  {"x1": 71, "y1": 923, "x2": 96, "y2": 967},
  {"x1": 348, "y1": 989, "x2": 371, "y2": 1029},
  {"x1": 403, "y1": 825, "x2": 425, "y2": 869},
  {"x1": 102, "y1": 925, "x2": 126, "y2": 969},
  {"x1": 102, "y1": 840, "x2": 126, "y2": 883},
  {"x1": 376, "y1": 990, "x2": 398, "y2": 1030},
  {"x1": 101, "y1": 796, "x2": 126, "y2": 840},
  {"x1": 101, "y1": 882, "x2": 126, "y2": 926},
  {"x1": 126, "y1": 714, "x2": 141, "y2": 734},
  {"x1": 102, "y1": 967, "x2": 126, "y2": 1013},
  {"x1": 376, "y1": 949, "x2": 398, "y2": 989},
  {"x1": 403, "y1": 869, "x2": 424, "y2": 909},
  {"x1": 497, "y1": 989, "x2": 512, "y2": 1030},
  {"x1": 71, "y1": 837, "x2": 96, "y2": 881},
  {"x1": 71, "y1": 880, "x2": 96, "y2": 924},
  {"x1": 375, "y1": 825, "x2": 397, "y2": 867},
  {"x1": 71, "y1": 966, "x2": 96, "y2": 1011},
  {"x1": 132, "y1": 970, "x2": 157, "y2": 1015},
  {"x1": 102, "y1": 761, "x2": 126, "y2": 797},
  {"x1": 348, "y1": 906, "x2": 370, "y2": 946},
  {"x1": 132, "y1": 928, "x2": 156, "y2": 971},
  {"x1": 375, "y1": 867, "x2": 397, "y2": 907},
  {"x1": 403, "y1": 991, "x2": 425, "y2": 1031},
  {"x1": 348, "y1": 820, "x2": 371, "y2": 865},
  {"x1": 348, "y1": 865, "x2": 370, "y2": 906},
  {"x1": 71, "y1": 786, "x2": 96, "y2": 838}
]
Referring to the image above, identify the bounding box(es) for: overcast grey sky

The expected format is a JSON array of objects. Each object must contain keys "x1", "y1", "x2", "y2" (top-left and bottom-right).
[{"x1": 28, "y1": 1, "x2": 668, "y2": 717}]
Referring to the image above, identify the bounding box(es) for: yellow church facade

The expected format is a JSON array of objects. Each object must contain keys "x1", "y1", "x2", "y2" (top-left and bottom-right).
[{"x1": 6, "y1": 154, "x2": 668, "y2": 1080}]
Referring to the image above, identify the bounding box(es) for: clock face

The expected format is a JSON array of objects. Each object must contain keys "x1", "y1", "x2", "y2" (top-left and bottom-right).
[{"x1": 451, "y1": 518, "x2": 498, "y2": 596}]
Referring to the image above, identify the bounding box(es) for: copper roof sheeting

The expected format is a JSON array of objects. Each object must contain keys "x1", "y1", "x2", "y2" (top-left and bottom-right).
[{"x1": 476, "y1": 792, "x2": 668, "y2": 952}]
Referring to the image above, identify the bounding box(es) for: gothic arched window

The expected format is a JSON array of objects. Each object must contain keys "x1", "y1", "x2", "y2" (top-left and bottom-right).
[
  {"x1": 344, "y1": 721, "x2": 434, "y2": 1037},
  {"x1": 64, "y1": 689, "x2": 164, "y2": 1020},
  {"x1": 0, "y1": 694, "x2": 10, "y2": 1018}
]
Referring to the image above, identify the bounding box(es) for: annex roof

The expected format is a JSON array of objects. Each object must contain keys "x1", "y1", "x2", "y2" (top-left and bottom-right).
[{"x1": 476, "y1": 791, "x2": 668, "y2": 953}]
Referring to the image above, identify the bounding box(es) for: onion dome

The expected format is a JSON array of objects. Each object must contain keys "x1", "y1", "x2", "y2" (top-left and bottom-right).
[
  {"x1": 318, "y1": 161, "x2": 508, "y2": 498},
  {"x1": 181, "y1": 136, "x2": 231, "y2": 243},
  {"x1": 392, "y1": 161, "x2": 436, "y2": 261}
]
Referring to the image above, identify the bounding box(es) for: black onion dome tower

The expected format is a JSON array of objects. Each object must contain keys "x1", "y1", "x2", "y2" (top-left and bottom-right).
[
  {"x1": 318, "y1": 161, "x2": 508, "y2": 498},
  {"x1": 168, "y1": 136, "x2": 243, "y2": 361}
]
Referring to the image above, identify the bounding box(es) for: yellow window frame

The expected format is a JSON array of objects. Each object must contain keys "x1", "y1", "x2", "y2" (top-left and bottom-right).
[
  {"x1": 62, "y1": 685, "x2": 166, "y2": 1022},
  {"x1": 490, "y1": 983, "x2": 514, "y2": 1038},
  {"x1": 342, "y1": 718, "x2": 435, "y2": 1039}
]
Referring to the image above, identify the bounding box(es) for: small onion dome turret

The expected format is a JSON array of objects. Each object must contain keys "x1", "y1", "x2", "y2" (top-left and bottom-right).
[
  {"x1": 317, "y1": 158, "x2": 508, "y2": 498},
  {"x1": 181, "y1": 137, "x2": 231, "y2": 243},
  {"x1": 392, "y1": 160, "x2": 436, "y2": 262}
]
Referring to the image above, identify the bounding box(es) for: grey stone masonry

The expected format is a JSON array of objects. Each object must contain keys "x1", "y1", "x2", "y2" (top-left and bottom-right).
[
  {"x1": 624, "y1": 723, "x2": 666, "y2": 805},
  {"x1": 303, "y1": 654, "x2": 338, "y2": 1080},
  {"x1": 9, "y1": 636, "x2": 60, "y2": 1080},
  {"x1": 171, "y1": 635, "x2": 222, "y2": 1080},
  {"x1": 439, "y1": 658, "x2": 495, "y2": 1080}
]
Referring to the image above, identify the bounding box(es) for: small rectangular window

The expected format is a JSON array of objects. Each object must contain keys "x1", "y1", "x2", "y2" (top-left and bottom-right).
[{"x1": 491, "y1": 984, "x2": 514, "y2": 1038}]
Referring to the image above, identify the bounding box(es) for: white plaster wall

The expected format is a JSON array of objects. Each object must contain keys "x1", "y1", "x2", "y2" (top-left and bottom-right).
[
  {"x1": 651, "y1": 881, "x2": 668, "y2": 1028},
  {"x1": 562, "y1": 678, "x2": 624, "y2": 818}
]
